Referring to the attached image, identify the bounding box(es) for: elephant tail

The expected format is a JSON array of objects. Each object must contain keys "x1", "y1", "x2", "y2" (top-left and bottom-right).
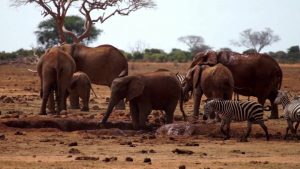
[
  {"x1": 118, "y1": 64, "x2": 128, "y2": 77},
  {"x1": 90, "y1": 84, "x2": 98, "y2": 99}
]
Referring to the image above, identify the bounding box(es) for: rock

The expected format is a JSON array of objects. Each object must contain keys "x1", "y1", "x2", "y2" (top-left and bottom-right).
[
  {"x1": 75, "y1": 156, "x2": 99, "y2": 161},
  {"x1": 69, "y1": 148, "x2": 81, "y2": 154},
  {"x1": 144, "y1": 158, "x2": 151, "y2": 164},
  {"x1": 15, "y1": 131, "x2": 25, "y2": 135},
  {"x1": 125, "y1": 157, "x2": 133, "y2": 162},
  {"x1": 172, "y1": 148, "x2": 194, "y2": 155},
  {"x1": 103, "y1": 157, "x2": 117, "y2": 162},
  {"x1": 92, "y1": 105, "x2": 101, "y2": 110},
  {"x1": 0, "y1": 134, "x2": 5, "y2": 140},
  {"x1": 2, "y1": 97, "x2": 14, "y2": 103},
  {"x1": 185, "y1": 142, "x2": 199, "y2": 146},
  {"x1": 68, "y1": 142, "x2": 78, "y2": 147},
  {"x1": 179, "y1": 165, "x2": 186, "y2": 169}
]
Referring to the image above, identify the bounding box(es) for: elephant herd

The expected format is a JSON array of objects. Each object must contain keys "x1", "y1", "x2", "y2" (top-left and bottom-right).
[{"x1": 34, "y1": 43, "x2": 286, "y2": 138}]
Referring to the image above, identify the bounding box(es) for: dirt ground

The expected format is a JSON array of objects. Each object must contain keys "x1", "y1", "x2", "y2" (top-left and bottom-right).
[{"x1": 0, "y1": 62, "x2": 300, "y2": 169}]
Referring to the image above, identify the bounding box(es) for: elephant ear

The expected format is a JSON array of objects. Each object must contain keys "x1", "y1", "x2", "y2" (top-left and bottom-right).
[
  {"x1": 206, "y1": 51, "x2": 218, "y2": 65},
  {"x1": 126, "y1": 77, "x2": 145, "y2": 102},
  {"x1": 193, "y1": 65, "x2": 202, "y2": 88}
]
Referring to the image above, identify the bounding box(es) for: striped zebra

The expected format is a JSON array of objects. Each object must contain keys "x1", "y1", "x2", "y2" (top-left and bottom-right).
[
  {"x1": 274, "y1": 90, "x2": 300, "y2": 140},
  {"x1": 204, "y1": 99, "x2": 270, "y2": 141}
]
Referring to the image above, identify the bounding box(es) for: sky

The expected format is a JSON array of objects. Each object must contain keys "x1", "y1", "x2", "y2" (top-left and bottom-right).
[{"x1": 0, "y1": 0, "x2": 300, "y2": 53}]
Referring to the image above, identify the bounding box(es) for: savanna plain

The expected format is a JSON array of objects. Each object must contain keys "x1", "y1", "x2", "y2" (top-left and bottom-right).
[{"x1": 0, "y1": 62, "x2": 300, "y2": 169}]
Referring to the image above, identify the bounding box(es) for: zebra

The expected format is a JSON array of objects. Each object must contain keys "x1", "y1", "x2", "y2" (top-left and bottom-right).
[
  {"x1": 204, "y1": 99, "x2": 270, "y2": 141},
  {"x1": 274, "y1": 90, "x2": 300, "y2": 140}
]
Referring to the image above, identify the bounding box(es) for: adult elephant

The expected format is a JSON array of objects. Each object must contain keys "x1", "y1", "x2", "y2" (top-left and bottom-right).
[
  {"x1": 191, "y1": 51, "x2": 282, "y2": 119},
  {"x1": 100, "y1": 71, "x2": 186, "y2": 129},
  {"x1": 37, "y1": 47, "x2": 76, "y2": 115},
  {"x1": 183, "y1": 63, "x2": 234, "y2": 119},
  {"x1": 60, "y1": 43, "x2": 128, "y2": 109}
]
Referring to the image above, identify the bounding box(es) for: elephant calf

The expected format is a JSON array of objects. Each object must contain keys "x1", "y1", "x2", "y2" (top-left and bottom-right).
[
  {"x1": 100, "y1": 71, "x2": 185, "y2": 129},
  {"x1": 183, "y1": 63, "x2": 234, "y2": 119},
  {"x1": 68, "y1": 71, "x2": 97, "y2": 112}
]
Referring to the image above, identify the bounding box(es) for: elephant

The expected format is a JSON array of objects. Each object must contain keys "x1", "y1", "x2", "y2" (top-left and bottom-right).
[
  {"x1": 37, "y1": 47, "x2": 76, "y2": 115},
  {"x1": 191, "y1": 50, "x2": 282, "y2": 119},
  {"x1": 100, "y1": 71, "x2": 186, "y2": 129},
  {"x1": 183, "y1": 63, "x2": 234, "y2": 118},
  {"x1": 59, "y1": 43, "x2": 128, "y2": 109},
  {"x1": 68, "y1": 71, "x2": 98, "y2": 112}
]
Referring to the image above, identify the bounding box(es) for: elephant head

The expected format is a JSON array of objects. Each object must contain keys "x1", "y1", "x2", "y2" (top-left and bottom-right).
[
  {"x1": 182, "y1": 65, "x2": 205, "y2": 100},
  {"x1": 191, "y1": 51, "x2": 218, "y2": 68},
  {"x1": 101, "y1": 76, "x2": 145, "y2": 124}
]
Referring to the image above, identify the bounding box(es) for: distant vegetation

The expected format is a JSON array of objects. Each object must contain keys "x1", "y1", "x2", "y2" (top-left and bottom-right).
[{"x1": 1, "y1": 46, "x2": 300, "y2": 63}]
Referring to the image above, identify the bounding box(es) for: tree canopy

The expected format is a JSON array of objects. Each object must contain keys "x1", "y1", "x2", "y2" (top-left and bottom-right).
[
  {"x1": 231, "y1": 27, "x2": 280, "y2": 53},
  {"x1": 35, "y1": 15, "x2": 102, "y2": 49},
  {"x1": 12, "y1": 0, "x2": 156, "y2": 44},
  {"x1": 178, "y1": 35, "x2": 211, "y2": 55}
]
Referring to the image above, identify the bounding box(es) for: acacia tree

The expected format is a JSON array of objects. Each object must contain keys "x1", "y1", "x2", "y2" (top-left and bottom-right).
[
  {"x1": 36, "y1": 15, "x2": 101, "y2": 49},
  {"x1": 12, "y1": 0, "x2": 156, "y2": 44},
  {"x1": 178, "y1": 35, "x2": 211, "y2": 54},
  {"x1": 231, "y1": 28, "x2": 280, "y2": 53}
]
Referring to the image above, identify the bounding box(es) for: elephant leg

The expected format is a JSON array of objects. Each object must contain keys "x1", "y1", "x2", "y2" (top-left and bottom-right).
[
  {"x1": 115, "y1": 99, "x2": 126, "y2": 110},
  {"x1": 137, "y1": 101, "x2": 152, "y2": 130},
  {"x1": 69, "y1": 92, "x2": 80, "y2": 109},
  {"x1": 129, "y1": 101, "x2": 139, "y2": 130},
  {"x1": 164, "y1": 101, "x2": 177, "y2": 124},
  {"x1": 47, "y1": 91, "x2": 56, "y2": 114},
  {"x1": 193, "y1": 88, "x2": 203, "y2": 119},
  {"x1": 39, "y1": 84, "x2": 51, "y2": 115},
  {"x1": 81, "y1": 90, "x2": 90, "y2": 112},
  {"x1": 268, "y1": 91, "x2": 279, "y2": 119}
]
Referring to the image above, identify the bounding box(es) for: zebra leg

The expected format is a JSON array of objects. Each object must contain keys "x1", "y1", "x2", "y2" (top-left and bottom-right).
[
  {"x1": 258, "y1": 121, "x2": 269, "y2": 141},
  {"x1": 243, "y1": 121, "x2": 252, "y2": 141},
  {"x1": 287, "y1": 120, "x2": 296, "y2": 140},
  {"x1": 220, "y1": 120, "x2": 227, "y2": 139},
  {"x1": 225, "y1": 121, "x2": 231, "y2": 139},
  {"x1": 295, "y1": 122, "x2": 300, "y2": 140},
  {"x1": 284, "y1": 126, "x2": 289, "y2": 140}
]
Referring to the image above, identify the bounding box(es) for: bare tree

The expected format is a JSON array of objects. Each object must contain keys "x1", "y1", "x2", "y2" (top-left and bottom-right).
[
  {"x1": 178, "y1": 35, "x2": 211, "y2": 54},
  {"x1": 12, "y1": 0, "x2": 156, "y2": 44},
  {"x1": 231, "y1": 28, "x2": 280, "y2": 53}
]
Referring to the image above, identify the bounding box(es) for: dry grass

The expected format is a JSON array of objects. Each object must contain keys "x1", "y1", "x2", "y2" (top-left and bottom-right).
[{"x1": 0, "y1": 62, "x2": 300, "y2": 169}]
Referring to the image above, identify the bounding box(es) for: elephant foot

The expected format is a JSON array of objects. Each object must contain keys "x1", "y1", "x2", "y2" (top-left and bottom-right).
[
  {"x1": 70, "y1": 105, "x2": 80, "y2": 109},
  {"x1": 38, "y1": 112, "x2": 47, "y2": 115},
  {"x1": 81, "y1": 107, "x2": 89, "y2": 112}
]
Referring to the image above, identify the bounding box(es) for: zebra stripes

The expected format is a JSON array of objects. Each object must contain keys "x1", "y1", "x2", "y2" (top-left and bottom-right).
[
  {"x1": 204, "y1": 99, "x2": 269, "y2": 141},
  {"x1": 175, "y1": 73, "x2": 185, "y2": 85},
  {"x1": 275, "y1": 91, "x2": 300, "y2": 139}
]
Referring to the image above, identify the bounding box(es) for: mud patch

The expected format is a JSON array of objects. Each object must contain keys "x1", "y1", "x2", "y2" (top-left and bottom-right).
[{"x1": 2, "y1": 118, "x2": 135, "y2": 131}]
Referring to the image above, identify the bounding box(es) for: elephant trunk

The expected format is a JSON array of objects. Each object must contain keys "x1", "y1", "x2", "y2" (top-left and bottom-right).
[
  {"x1": 100, "y1": 95, "x2": 121, "y2": 124},
  {"x1": 179, "y1": 88, "x2": 187, "y2": 121}
]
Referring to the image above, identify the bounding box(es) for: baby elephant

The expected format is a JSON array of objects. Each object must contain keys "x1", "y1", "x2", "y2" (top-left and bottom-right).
[
  {"x1": 100, "y1": 71, "x2": 185, "y2": 129},
  {"x1": 68, "y1": 71, "x2": 97, "y2": 112}
]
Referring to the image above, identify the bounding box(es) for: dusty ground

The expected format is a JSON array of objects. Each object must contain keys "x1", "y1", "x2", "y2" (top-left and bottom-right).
[{"x1": 0, "y1": 62, "x2": 300, "y2": 169}]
